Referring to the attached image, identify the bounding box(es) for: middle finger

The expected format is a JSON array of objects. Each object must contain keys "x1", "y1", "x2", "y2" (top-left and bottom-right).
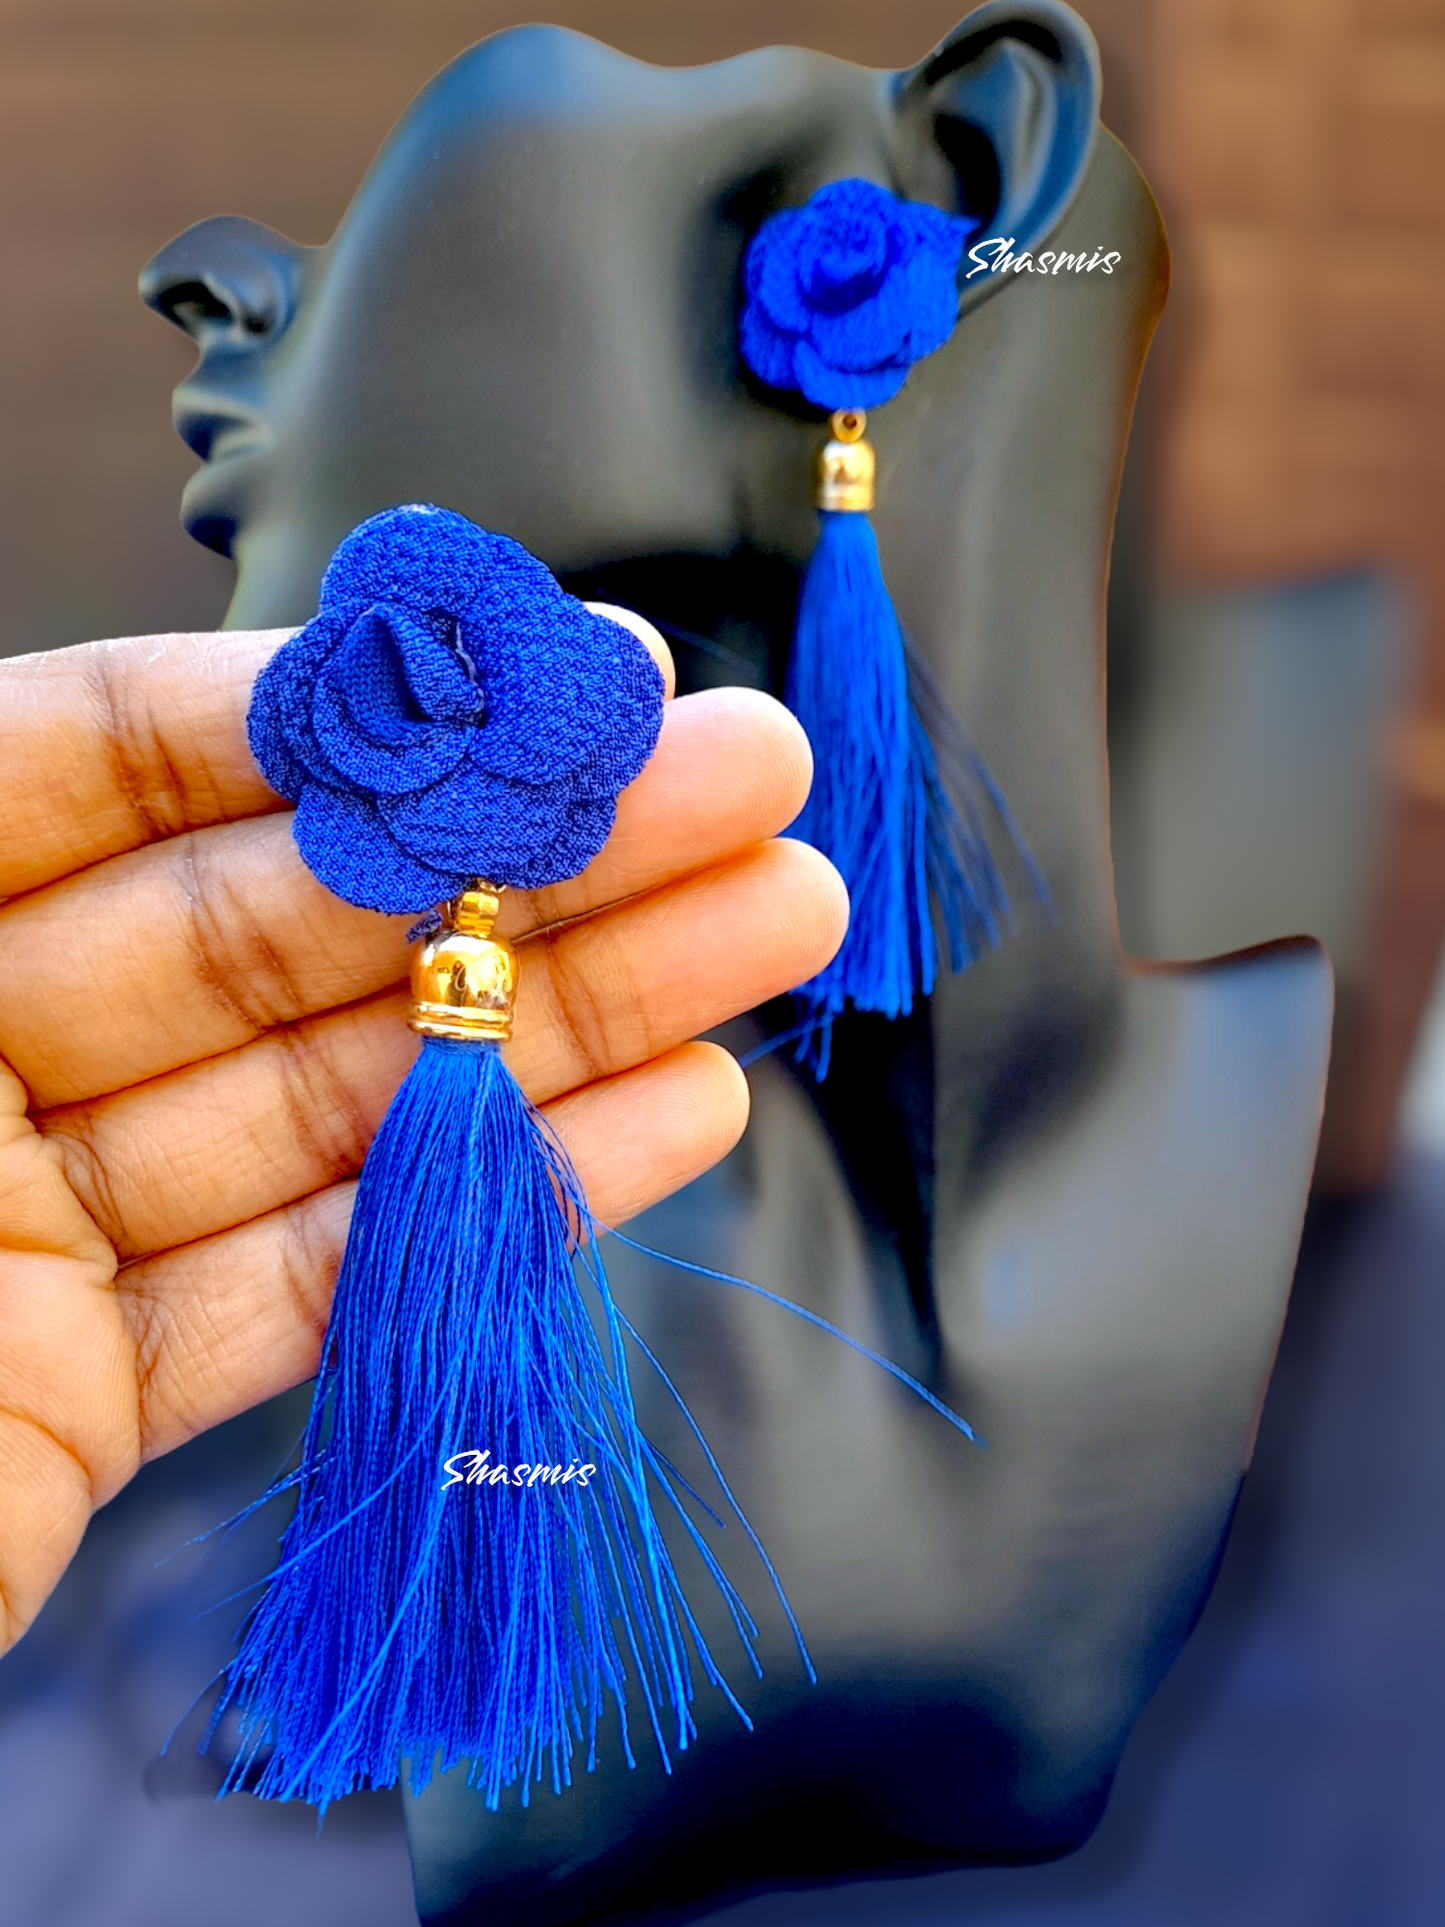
[
  {"x1": 37, "y1": 839, "x2": 846, "y2": 1261},
  {"x1": 1, "y1": 687, "x2": 811, "y2": 1108}
]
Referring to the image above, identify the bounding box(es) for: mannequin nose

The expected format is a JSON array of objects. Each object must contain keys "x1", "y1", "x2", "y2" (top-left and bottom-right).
[{"x1": 139, "y1": 216, "x2": 307, "y2": 350}]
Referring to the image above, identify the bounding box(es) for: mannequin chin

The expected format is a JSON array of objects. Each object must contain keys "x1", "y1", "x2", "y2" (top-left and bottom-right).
[{"x1": 141, "y1": 9, "x2": 1331, "y2": 1924}]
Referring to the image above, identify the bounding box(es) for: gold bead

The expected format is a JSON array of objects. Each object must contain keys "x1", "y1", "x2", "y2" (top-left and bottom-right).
[
  {"x1": 813, "y1": 409, "x2": 875, "y2": 512},
  {"x1": 408, "y1": 884, "x2": 518, "y2": 1043}
]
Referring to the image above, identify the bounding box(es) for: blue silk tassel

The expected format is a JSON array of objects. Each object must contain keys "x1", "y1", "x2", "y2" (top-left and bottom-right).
[
  {"x1": 786, "y1": 509, "x2": 1022, "y2": 1076},
  {"x1": 204, "y1": 1038, "x2": 769, "y2": 1812}
]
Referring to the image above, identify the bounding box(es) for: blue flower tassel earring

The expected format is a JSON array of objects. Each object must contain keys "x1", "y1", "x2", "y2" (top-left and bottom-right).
[
  {"x1": 741, "y1": 179, "x2": 1043, "y2": 1074},
  {"x1": 200, "y1": 504, "x2": 795, "y2": 1812}
]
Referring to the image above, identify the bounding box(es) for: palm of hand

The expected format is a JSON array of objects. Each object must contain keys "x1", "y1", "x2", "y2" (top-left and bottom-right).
[{"x1": 0, "y1": 619, "x2": 844, "y2": 1652}]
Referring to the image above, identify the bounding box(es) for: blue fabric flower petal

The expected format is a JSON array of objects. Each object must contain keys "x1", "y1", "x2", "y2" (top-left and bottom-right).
[
  {"x1": 505, "y1": 793, "x2": 619, "y2": 890},
  {"x1": 805, "y1": 247, "x2": 960, "y2": 374},
  {"x1": 247, "y1": 645, "x2": 311, "y2": 801},
  {"x1": 570, "y1": 684, "x2": 665, "y2": 799},
  {"x1": 901, "y1": 200, "x2": 973, "y2": 263},
  {"x1": 739, "y1": 178, "x2": 969, "y2": 409},
  {"x1": 312, "y1": 611, "x2": 474, "y2": 796},
  {"x1": 739, "y1": 302, "x2": 800, "y2": 393},
  {"x1": 380, "y1": 762, "x2": 624, "y2": 891},
  {"x1": 377, "y1": 759, "x2": 549, "y2": 876},
  {"x1": 318, "y1": 505, "x2": 498, "y2": 622},
  {"x1": 894, "y1": 247, "x2": 965, "y2": 362},
  {"x1": 802, "y1": 269, "x2": 922, "y2": 374},
  {"x1": 809, "y1": 178, "x2": 897, "y2": 225},
  {"x1": 460, "y1": 596, "x2": 663, "y2": 785},
  {"x1": 324, "y1": 608, "x2": 457, "y2": 746},
  {"x1": 294, "y1": 783, "x2": 471, "y2": 915},
  {"x1": 794, "y1": 211, "x2": 891, "y2": 314},
  {"x1": 247, "y1": 507, "x2": 667, "y2": 911},
  {"x1": 380, "y1": 603, "x2": 484, "y2": 724},
  {"x1": 792, "y1": 339, "x2": 911, "y2": 410},
  {"x1": 250, "y1": 612, "x2": 351, "y2": 793},
  {"x1": 747, "y1": 207, "x2": 814, "y2": 333}
]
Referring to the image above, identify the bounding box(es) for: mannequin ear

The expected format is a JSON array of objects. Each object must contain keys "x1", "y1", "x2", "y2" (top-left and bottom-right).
[{"x1": 893, "y1": 1, "x2": 1101, "y2": 312}]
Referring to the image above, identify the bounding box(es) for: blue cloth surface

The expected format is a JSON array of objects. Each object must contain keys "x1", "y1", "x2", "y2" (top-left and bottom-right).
[
  {"x1": 740, "y1": 180, "x2": 971, "y2": 410},
  {"x1": 247, "y1": 505, "x2": 665, "y2": 913}
]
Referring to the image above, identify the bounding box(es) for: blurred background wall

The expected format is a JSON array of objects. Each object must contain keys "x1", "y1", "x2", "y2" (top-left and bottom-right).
[
  {"x1": 1125, "y1": 0, "x2": 1445, "y2": 1194},
  {"x1": 1, "y1": 0, "x2": 1443, "y2": 1166}
]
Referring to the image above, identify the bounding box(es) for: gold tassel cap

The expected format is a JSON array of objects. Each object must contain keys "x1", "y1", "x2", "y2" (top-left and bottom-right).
[
  {"x1": 408, "y1": 885, "x2": 518, "y2": 1042},
  {"x1": 813, "y1": 408, "x2": 876, "y2": 513}
]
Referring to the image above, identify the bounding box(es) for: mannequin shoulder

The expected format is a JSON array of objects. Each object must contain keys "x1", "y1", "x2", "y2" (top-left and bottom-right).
[
  {"x1": 942, "y1": 938, "x2": 1332, "y2": 1424},
  {"x1": 1117, "y1": 937, "x2": 1334, "y2": 1182}
]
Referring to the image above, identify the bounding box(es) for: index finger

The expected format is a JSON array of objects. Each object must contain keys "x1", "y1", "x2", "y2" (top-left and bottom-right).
[
  {"x1": 0, "y1": 630, "x2": 294, "y2": 900},
  {"x1": 0, "y1": 610, "x2": 675, "y2": 901}
]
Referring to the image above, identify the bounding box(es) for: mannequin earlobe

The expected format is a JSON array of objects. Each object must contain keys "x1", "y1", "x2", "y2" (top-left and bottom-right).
[{"x1": 893, "y1": 0, "x2": 1101, "y2": 314}]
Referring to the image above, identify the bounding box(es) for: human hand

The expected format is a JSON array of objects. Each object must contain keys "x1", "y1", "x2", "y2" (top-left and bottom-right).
[{"x1": 0, "y1": 616, "x2": 845, "y2": 1654}]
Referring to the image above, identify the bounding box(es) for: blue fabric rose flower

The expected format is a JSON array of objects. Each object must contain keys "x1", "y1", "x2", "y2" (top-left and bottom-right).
[
  {"x1": 247, "y1": 505, "x2": 666, "y2": 914},
  {"x1": 740, "y1": 179, "x2": 972, "y2": 410}
]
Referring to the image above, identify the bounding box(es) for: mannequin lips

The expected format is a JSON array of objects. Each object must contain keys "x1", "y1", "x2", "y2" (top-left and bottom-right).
[
  {"x1": 175, "y1": 391, "x2": 271, "y2": 555},
  {"x1": 173, "y1": 388, "x2": 270, "y2": 464}
]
